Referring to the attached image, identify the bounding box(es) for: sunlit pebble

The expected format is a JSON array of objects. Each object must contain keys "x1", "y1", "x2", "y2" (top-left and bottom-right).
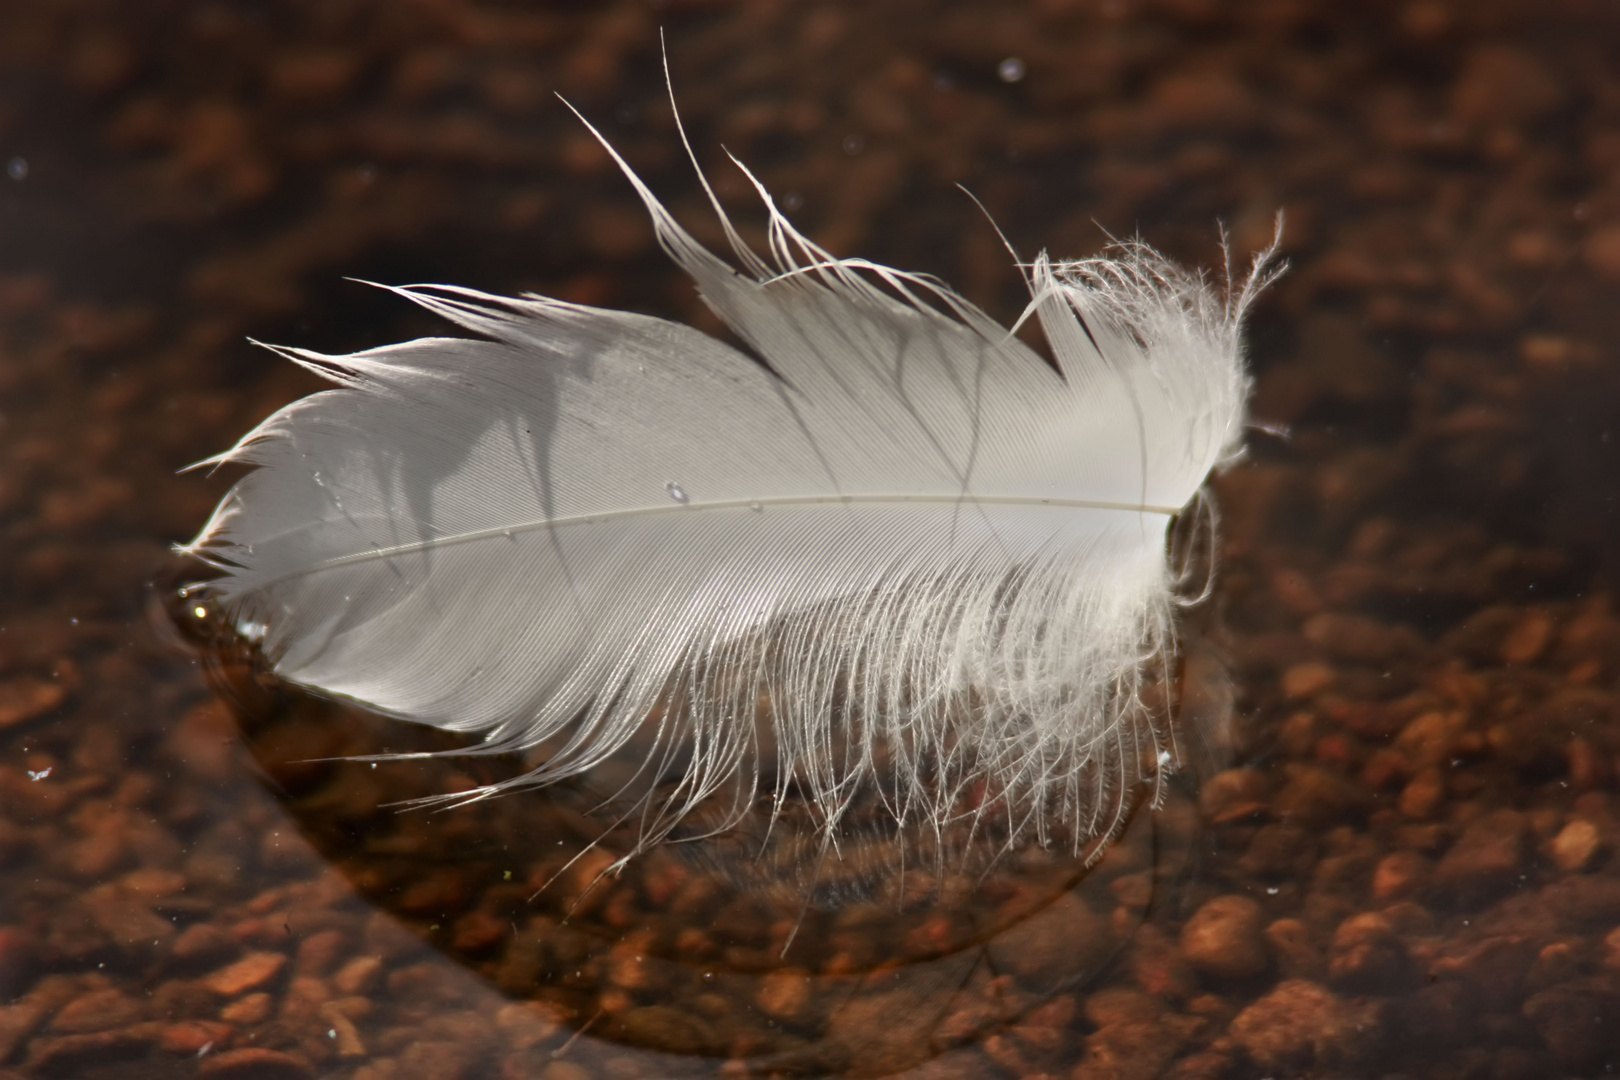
[
  {"x1": 6, "y1": 157, "x2": 25, "y2": 180},
  {"x1": 997, "y1": 57, "x2": 1027, "y2": 84}
]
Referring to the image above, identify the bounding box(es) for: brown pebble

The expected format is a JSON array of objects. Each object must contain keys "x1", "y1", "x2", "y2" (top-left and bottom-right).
[
  {"x1": 1110, "y1": 871, "x2": 1155, "y2": 909},
  {"x1": 79, "y1": 883, "x2": 177, "y2": 952},
  {"x1": 1303, "y1": 612, "x2": 1419, "y2": 662},
  {"x1": 988, "y1": 892, "x2": 1114, "y2": 986},
  {"x1": 1361, "y1": 747, "x2": 1409, "y2": 790},
  {"x1": 318, "y1": 1001, "x2": 367, "y2": 1058},
  {"x1": 0, "y1": 976, "x2": 83, "y2": 1060},
  {"x1": 1429, "y1": 936, "x2": 1537, "y2": 1012},
  {"x1": 1129, "y1": 925, "x2": 1197, "y2": 999},
  {"x1": 204, "y1": 951, "x2": 287, "y2": 997},
  {"x1": 174, "y1": 923, "x2": 240, "y2": 964},
  {"x1": 0, "y1": 926, "x2": 36, "y2": 997},
  {"x1": 330, "y1": 955, "x2": 382, "y2": 996},
  {"x1": 1077, "y1": 1013, "x2": 1186, "y2": 1079},
  {"x1": 49, "y1": 987, "x2": 144, "y2": 1034},
  {"x1": 25, "y1": 1027, "x2": 162, "y2": 1073},
  {"x1": 1434, "y1": 808, "x2": 1524, "y2": 899},
  {"x1": 1181, "y1": 895, "x2": 1270, "y2": 979},
  {"x1": 1229, "y1": 979, "x2": 1374, "y2": 1070},
  {"x1": 1547, "y1": 818, "x2": 1602, "y2": 872},
  {"x1": 1398, "y1": 767, "x2": 1445, "y2": 819},
  {"x1": 1395, "y1": 710, "x2": 1465, "y2": 770},
  {"x1": 1084, "y1": 986, "x2": 1163, "y2": 1028},
  {"x1": 493, "y1": 1001, "x2": 561, "y2": 1049},
  {"x1": 1449, "y1": 45, "x2": 1562, "y2": 126},
  {"x1": 757, "y1": 969, "x2": 812, "y2": 1019},
  {"x1": 294, "y1": 929, "x2": 347, "y2": 977},
  {"x1": 612, "y1": 1004, "x2": 717, "y2": 1056},
  {"x1": 1583, "y1": 226, "x2": 1620, "y2": 279},
  {"x1": 197, "y1": 1046, "x2": 312, "y2": 1078},
  {"x1": 0, "y1": 677, "x2": 67, "y2": 728},
  {"x1": 159, "y1": 1020, "x2": 232, "y2": 1055},
  {"x1": 1328, "y1": 912, "x2": 1410, "y2": 992},
  {"x1": 1527, "y1": 941, "x2": 1585, "y2": 992},
  {"x1": 1264, "y1": 918, "x2": 1323, "y2": 979},
  {"x1": 1500, "y1": 610, "x2": 1554, "y2": 664},
  {"x1": 278, "y1": 974, "x2": 329, "y2": 1022},
  {"x1": 450, "y1": 908, "x2": 509, "y2": 954},
  {"x1": 119, "y1": 867, "x2": 186, "y2": 898},
  {"x1": 542, "y1": 1062, "x2": 592, "y2": 1080},
  {"x1": 1602, "y1": 927, "x2": 1620, "y2": 971},
  {"x1": 1281, "y1": 662, "x2": 1335, "y2": 700},
  {"x1": 220, "y1": 992, "x2": 272, "y2": 1025},
  {"x1": 1273, "y1": 764, "x2": 1368, "y2": 828},
  {"x1": 1372, "y1": 850, "x2": 1432, "y2": 901},
  {"x1": 1198, "y1": 769, "x2": 1270, "y2": 824}
]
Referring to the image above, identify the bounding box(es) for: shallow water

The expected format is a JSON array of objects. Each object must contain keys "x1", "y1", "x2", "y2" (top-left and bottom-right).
[{"x1": 4, "y1": 2, "x2": 1620, "y2": 1078}]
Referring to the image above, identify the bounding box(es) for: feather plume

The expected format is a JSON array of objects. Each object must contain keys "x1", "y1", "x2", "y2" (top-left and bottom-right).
[{"x1": 181, "y1": 107, "x2": 1279, "y2": 866}]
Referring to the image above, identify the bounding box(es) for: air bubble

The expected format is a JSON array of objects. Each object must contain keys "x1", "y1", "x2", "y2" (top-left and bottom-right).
[{"x1": 666, "y1": 481, "x2": 689, "y2": 504}]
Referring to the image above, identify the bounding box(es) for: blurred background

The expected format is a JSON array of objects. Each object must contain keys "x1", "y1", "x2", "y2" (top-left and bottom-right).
[{"x1": 2, "y1": 1, "x2": 1620, "y2": 1078}]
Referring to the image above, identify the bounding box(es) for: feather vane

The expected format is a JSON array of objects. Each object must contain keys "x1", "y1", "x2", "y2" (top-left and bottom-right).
[{"x1": 182, "y1": 120, "x2": 1277, "y2": 861}]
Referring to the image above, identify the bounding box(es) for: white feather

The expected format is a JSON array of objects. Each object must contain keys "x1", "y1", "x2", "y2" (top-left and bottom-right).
[{"x1": 182, "y1": 111, "x2": 1278, "y2": 863}]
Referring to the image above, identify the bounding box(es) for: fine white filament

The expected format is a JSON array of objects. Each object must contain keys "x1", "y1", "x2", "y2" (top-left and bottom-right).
[{"x1": 182, "y1": 109, "x2": 1279, "y2": 867}]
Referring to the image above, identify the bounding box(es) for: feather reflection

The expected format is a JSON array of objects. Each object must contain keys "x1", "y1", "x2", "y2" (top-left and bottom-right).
[{"x1": 168, "y1": 586, "x2": 1223, "y2": 1075}]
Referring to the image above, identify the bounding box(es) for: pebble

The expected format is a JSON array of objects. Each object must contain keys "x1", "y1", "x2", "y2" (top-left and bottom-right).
[
  {"x1": 0, "y1": 677, "x2": 67, "y2": 729},
  {"x1": 197, "y1": 1047, "x2": 313, "y2": 1078},
  {"x1": 1584, "y1": 226, "x2": 1620, "y2": 279},
  {"x1": 988, "y1": 892, "x2": 1114, "y2": 987},
  {"x1": 331, "y1": 955, "x2": 384, "y2": 995},
  {"x1": 1180, "y1": 896, "x2": 1270, "y2": 980},
  {"x1": 204, "y1": 951, "x2": 288, "y2": 997},
  {"x1": 48, "y1": 987, "x2": 143, "y2": 1033},
  {"x1": 1280, "y1": 662, "x2": 1335, "y2": 700},
  {"x1": 1229, "y1": 979, "x2": 1375, "y2": 1070},
  {"x1": 1397, "y1": 767, "x2": 1446, "y2": 819},
  {"x1": 159, "y1": 1019, "x2": 232, "y2": 1054},
  {"x1": 220, "y1": 992, "x2": 273, "y2": 1025},
  {"x1": 24, "y1": 1026, "x2": 161, "y2": 1073},
  {"x1": 1302, "y1": 612, "x2": 1420, "y2": 663},
  {"x1": 1546, "y1": 818, "x2": 1602, "y2": 872},
  {"x1": 756, "y1": 969, "x2": 812, "y2": 1020},
  {"x1": 1433, "y1": 808, "x2": 1525, "y2": 900},
  {"x1": 1371, "y1": 850, "x2": 1432, "y2": 901},
  {"x1": 173, "y1": 922, "x2": 240, "y2": 964},
  {"x1": 611, "y1": 1004, "x2": 717, "y2": 1056},
  {"x1": 1272, "y1": 764, "x2": 1367, "y2": 828},
  {"x1": 1327, "y1": 912, "x2": 1409, "y2": 992},
  {"x1": 1263, "y1": 918, "x2": 1323, "y2": 979},
  {"x1": 1196, "y1": 769, "x2": 1270, "y2": 824},
  {"x1": 0, "y1": 926, "x2": 37, "y2": 999}
]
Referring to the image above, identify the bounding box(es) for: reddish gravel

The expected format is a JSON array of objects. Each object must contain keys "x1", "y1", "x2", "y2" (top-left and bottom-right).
[{"x1": 2, "y1": 1, "x2": 1620, "y2": 1077}]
